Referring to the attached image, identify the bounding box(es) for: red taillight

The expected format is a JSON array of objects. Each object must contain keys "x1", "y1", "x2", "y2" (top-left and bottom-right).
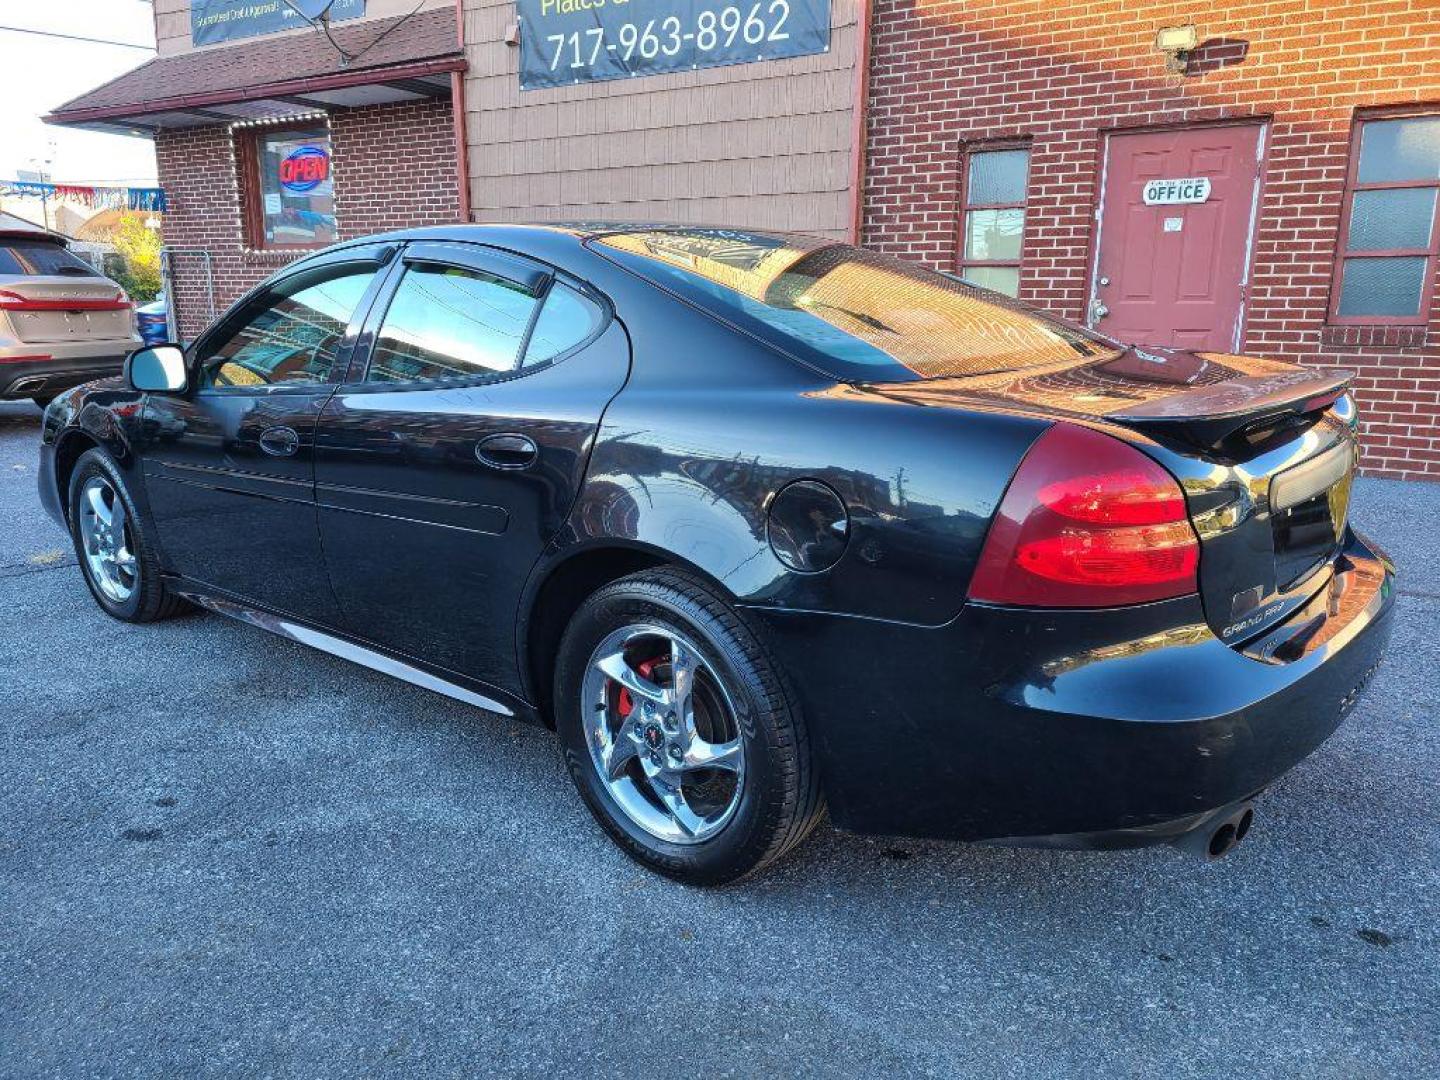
[
  {"x1": 0, "y1": 289, "x2": 131, "y2": 312},
  {"x1": 968, "y1": 424, "x2": 1200, "y2": 608}
]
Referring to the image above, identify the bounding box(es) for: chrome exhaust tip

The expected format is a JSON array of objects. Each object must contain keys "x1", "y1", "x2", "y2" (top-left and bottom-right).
[
  {"x1": 1174, "y1": 801, "x2": 1255, "y2": 860},
  {"x1": 1208, "y1": 822, "x2": 1238, "y2": 859}
]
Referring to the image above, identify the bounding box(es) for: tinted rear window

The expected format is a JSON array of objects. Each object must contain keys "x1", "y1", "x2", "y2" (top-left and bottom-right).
[
  {"x1": 0, "y1": 239, "x2": 98, "y2": 277},
  {"x1": 593, "y1": 229, "x2": 1118, "y2": 383}
]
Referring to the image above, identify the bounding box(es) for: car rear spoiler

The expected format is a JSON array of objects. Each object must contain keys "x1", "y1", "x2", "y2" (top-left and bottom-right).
[{"x1": 1108, "y1": 369, "x2": 1355, "y2": 448}]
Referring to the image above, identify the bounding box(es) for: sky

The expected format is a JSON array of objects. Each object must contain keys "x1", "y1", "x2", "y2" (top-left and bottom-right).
[{"x1": 0, "y1": 1, "x2": 159, "y2": 186}]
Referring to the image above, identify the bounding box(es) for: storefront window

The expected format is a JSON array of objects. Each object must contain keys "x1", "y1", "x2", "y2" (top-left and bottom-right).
[
  {"x1": 244, "y1": 126, "x2": 336, "y2": 250},
  {"x1": 1331, "y1": 112, "x2": 1440, "y2": 324},
  {"x1": 958, "y1": 146, "x2": 1030, "y2": 298}
]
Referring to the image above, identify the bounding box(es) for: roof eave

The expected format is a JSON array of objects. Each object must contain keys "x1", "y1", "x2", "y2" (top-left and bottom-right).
[{"x1": 44, "y1": 54, "x2": 466, "y2": 129}]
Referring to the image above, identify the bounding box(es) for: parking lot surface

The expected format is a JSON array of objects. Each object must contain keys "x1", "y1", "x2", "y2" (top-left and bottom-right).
[{"x1": 1, "y1": 399, "x2": 1436, "y2": 1078}]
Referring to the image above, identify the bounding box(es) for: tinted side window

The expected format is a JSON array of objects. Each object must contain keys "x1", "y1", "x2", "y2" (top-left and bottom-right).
[
  {"x1": 523, "y1": 283, "x2": 604, "y2": 366},
  {"x1": 203, "y1": 265, "x2": 375, "y2": 388},
  {"x1": 366, "y1": 263, "x2": 538, "y2": 383}
]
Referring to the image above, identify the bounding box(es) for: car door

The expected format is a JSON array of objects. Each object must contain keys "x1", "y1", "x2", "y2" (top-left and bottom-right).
[
  {"x1": 315, "y1": 240, "x2": 630, "y2": 695},
  {"x1": 140, "y1": 244, "x2": 395, "y2": 624}
]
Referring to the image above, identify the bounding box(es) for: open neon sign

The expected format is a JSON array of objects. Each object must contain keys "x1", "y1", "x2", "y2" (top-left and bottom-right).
[{"x1": 279, "y1": 145, "x2": 330, "y2": 193}]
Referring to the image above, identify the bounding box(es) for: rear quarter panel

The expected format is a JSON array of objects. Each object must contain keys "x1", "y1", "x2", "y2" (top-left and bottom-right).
[{"x1": 559, "y1": 271, "x2": 1050, "y2": 626}]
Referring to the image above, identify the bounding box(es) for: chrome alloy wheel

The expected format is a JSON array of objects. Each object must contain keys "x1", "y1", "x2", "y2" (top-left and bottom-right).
[
  {"x1": 581, "y1": 624, "x2": 746, "y2": 844},
  {"x1": 77, "y1": 475, "x2": 137, "y2": 603}
]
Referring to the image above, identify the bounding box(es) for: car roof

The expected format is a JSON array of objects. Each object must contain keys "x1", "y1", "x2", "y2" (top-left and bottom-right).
[
  {"x1": 290, "y1": 223, "x2": 835, "y2": 290},
  {"x1": 340, "y1": 221, "x2": 821, "y2": 248},
  {"x1": 0, "y1": 228, "x2": 68, "y2": 246}
]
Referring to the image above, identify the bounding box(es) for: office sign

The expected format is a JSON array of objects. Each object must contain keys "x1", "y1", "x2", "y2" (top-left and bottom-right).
[
  {"x1": 1142, "y1": 176, "x2": 1212, "y2": 206},
  {"x1": 518, "y1": 0, "x2": 830, "y2": 90},
  {"x1": 191, "y1": 0, "x2": 366, "y2": 46}
]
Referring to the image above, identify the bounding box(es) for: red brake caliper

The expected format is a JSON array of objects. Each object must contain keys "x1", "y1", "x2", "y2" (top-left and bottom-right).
[{"x1": 615, "y1": 655, "x2": 665, "y2": 720}]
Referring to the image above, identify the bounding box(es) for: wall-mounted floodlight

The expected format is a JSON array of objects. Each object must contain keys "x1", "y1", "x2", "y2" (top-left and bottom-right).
[{"x1": 1155, "y1": 24, "x2": 1199, "y2": 72}]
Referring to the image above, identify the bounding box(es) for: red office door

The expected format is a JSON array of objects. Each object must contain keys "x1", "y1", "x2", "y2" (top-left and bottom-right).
[{"x1": 1091, "y1": 124, "x2": 1266, "y2": 351}]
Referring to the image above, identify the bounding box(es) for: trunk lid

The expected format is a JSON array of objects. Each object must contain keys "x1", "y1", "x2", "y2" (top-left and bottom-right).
[
  {"x1": 860, "y1": 346, "x2": 1359, "y2": 647},
  {"x1": 0, "y1": 276, "x2": 133, "y2": 344}
]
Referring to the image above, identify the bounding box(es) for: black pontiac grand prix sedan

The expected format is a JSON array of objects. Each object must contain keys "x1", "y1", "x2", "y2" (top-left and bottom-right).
[{"x1": 37, "y1": 224, "x2": 1394, "y2": 883}]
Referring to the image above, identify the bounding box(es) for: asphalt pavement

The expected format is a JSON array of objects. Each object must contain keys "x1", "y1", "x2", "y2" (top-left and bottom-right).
[{"x1": 1, "y1": 399, "x2": 1435, "y2": 1078}]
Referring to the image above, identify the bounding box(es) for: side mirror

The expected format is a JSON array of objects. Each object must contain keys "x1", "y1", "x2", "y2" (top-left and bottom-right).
[{"x1": 125, "y1": 344, "x2": 188, "y2": 394}]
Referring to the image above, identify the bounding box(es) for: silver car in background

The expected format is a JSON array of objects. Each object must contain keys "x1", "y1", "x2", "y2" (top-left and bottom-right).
[{"x1": 0, "y1": 229, "x2": 138, "y2": 408}]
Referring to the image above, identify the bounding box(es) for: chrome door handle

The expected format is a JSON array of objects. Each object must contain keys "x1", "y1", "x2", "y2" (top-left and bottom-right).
[
  {"x1": 1088, "y1": 298, "x2": 1110, "y2": 325},
  {"x1": 475, "y1": 432, "x2": 538, "y2": 470},
  {"x1": 259, "y1": 426, "x2": 300, "y2": 457}
]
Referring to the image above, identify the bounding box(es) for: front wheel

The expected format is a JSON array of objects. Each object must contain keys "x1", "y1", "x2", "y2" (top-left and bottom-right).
[
  {"x1": 68, "y1": 448, "x2": 188, "y2": 623},
  {"x1": 554, "y1": 568, "x2": 824, "y2": 885}
]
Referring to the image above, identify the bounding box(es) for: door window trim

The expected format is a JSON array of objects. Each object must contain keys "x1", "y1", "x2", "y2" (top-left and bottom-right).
[
  {"x1": 189, "y1": 247, "x2": 397, "y2": 397},
  {"x1": 342, "y1": 241, "x2": 613, "y2": 391}
]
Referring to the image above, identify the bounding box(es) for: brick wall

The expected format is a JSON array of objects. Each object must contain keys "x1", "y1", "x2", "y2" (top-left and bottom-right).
[
  {"x1": 330, "y1": 97, "x2": 459, "y2": 238},
  {"x1": 155, "y1": 96, "x2": 458, "y2": 340},
  {"x1": 863, "y1": 0, "x2": 1440, "y2": 479}
]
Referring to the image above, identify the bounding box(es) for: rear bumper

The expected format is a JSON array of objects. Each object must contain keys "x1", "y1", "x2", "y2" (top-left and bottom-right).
[
  {"x1": 0, "y1": 347, "x2": 129, "y2": 399},
  {"x1": 748, "y1": 528, "x2": 1396, "y2": 844}
]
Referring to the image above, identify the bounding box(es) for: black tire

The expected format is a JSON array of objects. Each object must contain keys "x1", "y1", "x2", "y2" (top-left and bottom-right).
[
  {"x1": 31, "y1": 394, "x2": 56, "y2": 410},
  {"x1": 555, "y1": 567, "x2": 825, "y2": 885},
  {"x1": 67, "y1": 447, "x2": 188, "y2": 623}
]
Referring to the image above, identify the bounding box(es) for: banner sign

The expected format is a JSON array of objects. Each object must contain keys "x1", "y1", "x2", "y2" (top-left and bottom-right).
[
  {"x1": 1, "y1": 180, "x2": 166, "y2": 213},
  {"x1": 518, "y1": 0, "x2": 830, "y2": 90},
  {"x1": 191, "y1": 0, "x2": 366, "y2": 47}
]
